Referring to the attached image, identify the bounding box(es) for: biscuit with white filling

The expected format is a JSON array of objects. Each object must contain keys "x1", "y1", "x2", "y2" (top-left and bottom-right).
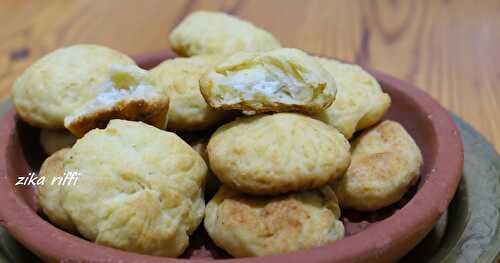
[
  {"x1": 12, "y1": 45, "x2": 135, "y2": 128},
  {"x1": 64, "y1": 65, "x2": 169, "y2": 137},
  {"x1": 200, "y1": 48, "x2": 336, "y2": 114}
]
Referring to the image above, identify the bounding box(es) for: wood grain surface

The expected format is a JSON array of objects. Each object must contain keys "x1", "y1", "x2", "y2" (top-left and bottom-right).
[{"x1": 0, "y1": 0, "x2": 499, "y2": 152}]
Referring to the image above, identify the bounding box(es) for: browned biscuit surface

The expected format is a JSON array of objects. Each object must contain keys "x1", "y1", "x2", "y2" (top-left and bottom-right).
[
  {"x1": 204, "y1": 186, "x2": 344, "y2": 257},
  {"x1": 333, "y1": 120, "x2": 423, "y2": 211}
]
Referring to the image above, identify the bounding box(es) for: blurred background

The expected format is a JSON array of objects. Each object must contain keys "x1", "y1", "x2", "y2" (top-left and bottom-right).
[{"x1": 0, "y1": 0, "x2": 499, "y2": 152}]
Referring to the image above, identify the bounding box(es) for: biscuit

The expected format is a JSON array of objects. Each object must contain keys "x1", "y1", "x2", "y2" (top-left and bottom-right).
[
  {"x1": 64, "y1": 65, "x2": 169, "y2": 137},
  {"x1": 39, "y1": 129, "x2": 77, "y2": 155},
  {"x1": 207, "y1": 113, "x2": 351, "y2": 195},
  {"x1": 204, "y1": 186, "x2": 344, "y2": 257},
  {"x1": 12, "y1": 44, "x2": 135, "y2": 128},
  {"x1": 150, "y1": 56, "x2": 232, "y2": 131},
  {"x1": 183, "y1": 133, "x2": 221, "y2": 199},
  {"x1": 200, "y1": 48, "x2": 337, "y2": 114},
  {"x1": 60, "y1": 120, "x2": 207, "y2": 257},
  {"x1": 35, "y1": 148, "x2": 76, "y2": 232},
  {"x1": 333, "y1": 120, "x2": 423, "y2": 211},
  {"x1": 169, "y1": 11, "x2": 281, "y2": 56},
  {"x1": 314, "y1": 58, "x2": 391, "y2": 138}
]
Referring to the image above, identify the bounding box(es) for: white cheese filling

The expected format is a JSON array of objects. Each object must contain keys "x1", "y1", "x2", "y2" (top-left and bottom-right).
[
  {"x1": 217, "y1": 65, "x2": 313, "y2": 104},
  {"x1": 65, "y1": 65, "x2": 161, "y2": 124}
]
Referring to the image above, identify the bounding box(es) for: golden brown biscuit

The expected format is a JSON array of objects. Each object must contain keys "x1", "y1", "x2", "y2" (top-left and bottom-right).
[
  {"x1": 204, "y1": 186, "x2": 344, "y2": 257},
  {"x1": 169, "y1": 11, "x2": 281, "y2": 56},
  {"x1": 333, "y1": 120, "x2": 423, "y2": 211},
  {"x1": 314, "y1": 58, "x2": 391, "y2": 138},
  {"x1": 60, "y1": 120, "x2": 207, "y2": 257},
  {"x1": 200, "y1": 48, "x2": 337, "y2": 114},
  {"x1": 12, "y1": 45, "x2": 135, "y2": 128},
  {"x1": 207, "y1": 113, "x2": 351, "y2": 195},
  {"x1": 35, "y1": 148, "x2": 76, "y2": 232},
  {"x1": 64, "y1": 65, "x2": 169, "y2": 137},
  {"x1": 39, "y1": 129, "x2": 77, "y2": 155},
  {"x1": 149, "y1": 56, "x2": 232, "y2": 131}
]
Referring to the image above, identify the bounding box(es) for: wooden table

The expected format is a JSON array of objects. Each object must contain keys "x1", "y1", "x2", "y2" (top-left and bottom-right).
[{"x1": 1, "y1": 0, "x2": 499, "y2": 152}]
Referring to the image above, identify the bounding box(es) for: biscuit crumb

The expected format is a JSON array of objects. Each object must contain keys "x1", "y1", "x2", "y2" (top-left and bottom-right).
[{"x1": 64, "y1": 65, "x2": 169, "y2": 137}]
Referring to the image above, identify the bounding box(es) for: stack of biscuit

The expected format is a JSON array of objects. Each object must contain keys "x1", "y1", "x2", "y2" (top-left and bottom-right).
[{"x1": 12, "y1": 11, "x2": 423, "y2": 258}]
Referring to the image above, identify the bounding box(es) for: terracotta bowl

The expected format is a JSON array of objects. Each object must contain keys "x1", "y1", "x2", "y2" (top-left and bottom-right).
[{"x1": 0, "y1": 51, "x2": 463, "y2": 263}]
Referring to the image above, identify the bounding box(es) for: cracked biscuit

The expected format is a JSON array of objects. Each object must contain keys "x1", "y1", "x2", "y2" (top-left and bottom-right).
[
  {"x1": 12, "y1": 44, "x2": 135, "y2": 128},
  {"x1": 200, "y1": 48, "x2": 337, "y2": 114},
  {"x1": 64, "y1": 65, "x2": 169, "y2": 137}
]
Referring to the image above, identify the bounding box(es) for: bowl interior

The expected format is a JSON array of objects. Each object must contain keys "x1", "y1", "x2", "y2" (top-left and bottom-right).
[{"x1": 0, "y1": 51, "x2": 459, "y2": 262}]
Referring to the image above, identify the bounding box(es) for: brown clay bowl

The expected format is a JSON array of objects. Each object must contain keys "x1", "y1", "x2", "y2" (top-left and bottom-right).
[{"x1": 0, "y1": 51, "x2": 463, "y2": 263}]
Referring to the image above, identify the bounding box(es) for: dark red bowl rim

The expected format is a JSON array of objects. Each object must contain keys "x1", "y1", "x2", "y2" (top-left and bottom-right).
[{"x1": 0, "y1": 50, "x2": 463, "y2": 263}]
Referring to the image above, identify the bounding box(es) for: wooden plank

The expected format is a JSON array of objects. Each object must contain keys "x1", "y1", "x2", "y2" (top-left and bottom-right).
[{"x1": 0, "y1": 0, "x2": 498, "y2": 151}]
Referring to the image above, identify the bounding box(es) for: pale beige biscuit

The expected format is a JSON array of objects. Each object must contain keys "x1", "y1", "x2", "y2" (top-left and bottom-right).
[
  {"x1": 39, "y1": 129, "x2": 77, "y2": 155},
  {"x1": 12, "y1": 44, "x2": 135, "y2": 128},
  {"x1": 200, "y1": 48, "x2": 337, "y2": 114},
  {"x1": 60, "y1": 120, "x2": 207, "y2": 257},
  {"x1": 207, "y1": 113, "x2": 351, "y2": 195},
  {"x1": 314, "y1": 58, "x2": 391, "y2": 138},
  {"x1": 64, "y1": 65, "x2": 169, "y2": 137},
  {"x1": 204, "y1": 186, "x2": 344, "y2": 257},
  {"x1": 183, "y1": 133, "x2": 221, "y2": 199},
  {"x1": 333, "y1": 120, "x2": 423, "y2": 211},
  {"x1": 169, "y1": 11, "x2": 281, "y2": 56},
  {"x1": 150, "y1": 56, "x2": 232, "y2": 131},
  {"x1": 35, "y1": 148, "x2": 76, "y2": 232}
]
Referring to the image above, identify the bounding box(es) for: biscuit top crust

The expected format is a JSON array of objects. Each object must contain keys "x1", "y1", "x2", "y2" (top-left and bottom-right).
[
  {"x1": 314, "y1": 58, "x2": 391, "y2": 138},
  {"x1": 207, "y1": 113, "x2": 351, "y2": 194},
  {"x1": 169, "y1": 11, "x2": 281, "y2": 56},
  {"x1": 204, "y1": 186, "x2": 344, "y2": 257},
  {"x1": 60, "y1": 120, "x2": 207, "y2": 257},
  {"x1": 333, "y1": 120, "x2": 423, "y2": 211},
  {"x1": 351, "y1": 120, "x2": 422, "y2": 160},
  {"x1": 200, "y1": 48, "x2": 337, "y2": 114},
  {"x1": 12, "y1": 44, "x2": 135, "y2": 128}
]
